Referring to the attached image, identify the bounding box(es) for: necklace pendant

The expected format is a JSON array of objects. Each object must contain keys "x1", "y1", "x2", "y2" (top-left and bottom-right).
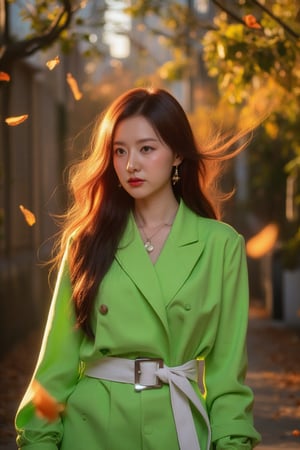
[{"x1": 144, "y1": 241, "x2": 154, "y2": 253}]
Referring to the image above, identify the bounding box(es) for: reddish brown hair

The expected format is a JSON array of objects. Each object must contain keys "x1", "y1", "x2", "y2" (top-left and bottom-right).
[{"x1": 56, "y1": 87, "x2": 249, "y2": 337}]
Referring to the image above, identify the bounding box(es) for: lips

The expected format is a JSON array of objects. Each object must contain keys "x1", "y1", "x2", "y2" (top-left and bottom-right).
[{"x1": 128, "y1": 178, "x2": 144, "y2": 187}]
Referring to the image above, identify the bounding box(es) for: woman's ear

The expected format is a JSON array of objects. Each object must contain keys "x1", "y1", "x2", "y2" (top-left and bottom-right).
[{"x1": 173, "y1": 154, "x2": 183, "y2": 166}]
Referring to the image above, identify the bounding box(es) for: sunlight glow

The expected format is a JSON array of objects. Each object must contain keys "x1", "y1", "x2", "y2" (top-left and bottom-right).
[{"x1": 104, "y1": 1, "x2": 130, "y2": 59}]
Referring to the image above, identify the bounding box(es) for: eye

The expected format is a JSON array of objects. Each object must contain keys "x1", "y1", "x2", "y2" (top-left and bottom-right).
[
  {"x1": 114, "y1": 147, "x2": 127, "y2": 156},
  {"x1": 141, "y1": 145, "x2": 154, "y2": 153}
]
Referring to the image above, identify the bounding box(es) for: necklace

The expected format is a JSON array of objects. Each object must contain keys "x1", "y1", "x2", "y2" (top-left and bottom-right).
[
  {"x1": 135, "y1": 209, "x2": 178, "y2": 253},
  {"x1": 139, "y1": 223, "x2": 170, "y2": 253}
]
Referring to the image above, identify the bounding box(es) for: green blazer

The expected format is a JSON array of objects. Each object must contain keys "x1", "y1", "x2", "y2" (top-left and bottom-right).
[{"x1": 16, "y1": 201, "x2": 261, "y2": 450}]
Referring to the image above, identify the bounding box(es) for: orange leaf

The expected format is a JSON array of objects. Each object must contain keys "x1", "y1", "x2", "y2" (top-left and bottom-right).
[
  {"x1": 5, "y1": 114, "x2": 29, "y2": 126},
  {"x1": 246, "y1": 223, "x2": 279, "y2": 258},
  {"x1": 19, "y1": 205, "x2": 36, "y2": 226},
  {"x1": 292, "y1": 429, "x2": 300, "y2": 437},
  {"x1": 243, "y1": 14, "x2": 262, "y2": 29},
  {"x1": 0, "y1": 71, "x2": 10, "y2": 81},
  {"x1": 46, "y1": 56, "x2": 60, "y2": 70},
  {"x1": 31, "y1": 380, "x2": 65, "y2": 422},
  {"x1": 66, "y1": 72, "x2": 83, "y2": 101}
]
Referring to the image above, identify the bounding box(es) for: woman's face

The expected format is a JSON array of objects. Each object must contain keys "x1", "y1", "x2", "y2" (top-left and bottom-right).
[{"x1": 113, "y1": 115, "x2": 181, "y2": 203}]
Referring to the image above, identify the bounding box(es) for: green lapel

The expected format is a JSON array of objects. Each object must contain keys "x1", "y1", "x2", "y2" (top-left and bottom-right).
[
  {"x1": 115, "y1": 213, "x2": 170, "y2": 334},
  {"x1": 115, "y1": 202, "x2": 205, "y2": 330},
  {"x1": 154, "y1": 201, "x2": 205, "y2": 304}
]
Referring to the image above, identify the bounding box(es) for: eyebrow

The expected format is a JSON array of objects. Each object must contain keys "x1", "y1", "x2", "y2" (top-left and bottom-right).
[{"x1": 113, "y1": 138, "x2": 159, "y2": 146}]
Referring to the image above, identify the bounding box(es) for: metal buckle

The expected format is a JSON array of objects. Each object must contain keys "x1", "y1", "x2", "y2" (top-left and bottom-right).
[{"x1": 134, "y1": 358, "x2": 164, "y2": 392}]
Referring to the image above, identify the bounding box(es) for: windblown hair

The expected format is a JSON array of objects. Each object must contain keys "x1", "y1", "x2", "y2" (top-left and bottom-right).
[{"x1": 56, "y1": 87, "x2": 250, "y2": 338}]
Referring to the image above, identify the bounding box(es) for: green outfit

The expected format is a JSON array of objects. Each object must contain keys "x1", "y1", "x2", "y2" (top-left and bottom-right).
[{"x1": 15, "y1": 201, "x2": 261, "y2": 449}]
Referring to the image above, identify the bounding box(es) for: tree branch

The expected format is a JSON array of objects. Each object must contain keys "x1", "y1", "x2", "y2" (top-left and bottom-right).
[
  {"x1": 212, "y1": 0, "x2": 299, "y2": 41},
  {"x1": 250, "y1": 0, "x2": 299, "y2": 40},
  {"x1": 211, "y1": 0, "x2": 246, "y2": 26},
  {"x1": 0, "y1": 0, "x2": 73, "y2": 69}
]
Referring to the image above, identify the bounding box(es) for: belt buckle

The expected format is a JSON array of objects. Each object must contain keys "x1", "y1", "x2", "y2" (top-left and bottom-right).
[{"x1": 134, "y1": 357, "x2": 163, "y2": 392}]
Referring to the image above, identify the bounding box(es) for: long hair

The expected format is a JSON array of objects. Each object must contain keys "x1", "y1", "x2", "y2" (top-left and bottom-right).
[{"x1": 56, "y1": 87, "x2": 250, "y2": 337}]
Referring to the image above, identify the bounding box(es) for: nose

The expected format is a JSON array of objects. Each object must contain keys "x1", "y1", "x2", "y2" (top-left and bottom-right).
[{"x1": 126, "y1": 153, "x2": 139, "y2": 172}]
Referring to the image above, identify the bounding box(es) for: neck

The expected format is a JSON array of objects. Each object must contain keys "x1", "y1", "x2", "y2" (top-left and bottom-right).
[{"x1": 134, "y1": 197, "x2": 179, "y2": 228}]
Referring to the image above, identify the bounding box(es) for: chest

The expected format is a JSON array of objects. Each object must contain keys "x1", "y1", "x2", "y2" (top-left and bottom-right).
[{"x1": 91, "y1": 252, "x2": 224, "y2": 362}]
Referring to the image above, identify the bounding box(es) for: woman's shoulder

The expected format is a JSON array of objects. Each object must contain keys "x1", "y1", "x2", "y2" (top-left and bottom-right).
[
  {"x1": 185, "y1": 206, "x2": 242, "y2": 243},
  {"x1": 200, "y1": 216, "x2": 240, "y2": 237},
  {"x1": 179, "y1": 201, "x2": 242, "y2": 241}
]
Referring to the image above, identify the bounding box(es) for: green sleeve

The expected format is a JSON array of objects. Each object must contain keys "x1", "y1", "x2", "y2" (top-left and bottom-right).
[
  {"x1": 15, "y1": 247, "x2": 83, "y2": 449},
  {"x1": 204, "y1": 234, "x2": 261, "y2": 448},
  {"x1": 215, "y1": 436, "x2": 254, "y2": 449}
]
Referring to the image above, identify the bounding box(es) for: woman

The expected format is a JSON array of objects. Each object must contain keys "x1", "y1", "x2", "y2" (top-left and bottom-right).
[{"x1": 15, "y1": 87, "x2": 261, "y2": 449}]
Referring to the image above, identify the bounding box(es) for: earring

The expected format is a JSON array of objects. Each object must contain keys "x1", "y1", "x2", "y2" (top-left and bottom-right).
[{"x1": 172, "y1": 165, "x2": 180, "y2": 185}]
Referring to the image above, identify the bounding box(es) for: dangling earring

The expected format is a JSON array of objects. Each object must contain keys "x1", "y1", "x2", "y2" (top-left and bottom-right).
[{"x1": 172, "y1": 165, "x2": 180, "y2": 185}]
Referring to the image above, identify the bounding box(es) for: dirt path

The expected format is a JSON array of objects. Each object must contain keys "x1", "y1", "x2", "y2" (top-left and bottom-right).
[{"x1": 247, "y1": 304, "x2": 300, "y2": 449}]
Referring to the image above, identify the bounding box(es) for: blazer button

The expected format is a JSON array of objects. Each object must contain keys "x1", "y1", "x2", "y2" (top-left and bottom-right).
[{"x1": 99, "y1": 304, "x2": 109, "y2": 315}]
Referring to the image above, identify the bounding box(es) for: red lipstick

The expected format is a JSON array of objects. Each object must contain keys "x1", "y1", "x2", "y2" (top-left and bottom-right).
[{"x1": 128, "y1": 177, "x2": 144, "y2": 187}]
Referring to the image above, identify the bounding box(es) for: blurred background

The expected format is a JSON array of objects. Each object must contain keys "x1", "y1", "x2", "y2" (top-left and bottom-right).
[
  {"x1": 1, "y1": 2, "x2": 300, "y2": 448},
  {"x1": 0, "y1": 0, "x2": 299, "y2": 357}
]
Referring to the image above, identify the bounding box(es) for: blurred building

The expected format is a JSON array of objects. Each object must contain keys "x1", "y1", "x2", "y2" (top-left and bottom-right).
[{"x1": 0, "y1": 3, "x2": 90, "y2": 356}]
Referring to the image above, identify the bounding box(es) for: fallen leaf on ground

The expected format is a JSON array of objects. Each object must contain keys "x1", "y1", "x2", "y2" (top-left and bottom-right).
[{"x1": 19, "y1": 205, "x2": 36, "y2": 226}]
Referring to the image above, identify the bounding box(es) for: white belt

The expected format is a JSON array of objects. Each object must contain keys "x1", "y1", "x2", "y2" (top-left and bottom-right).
[{"x1": 85, "y1": 357, "x2": 211, "y2": 450}]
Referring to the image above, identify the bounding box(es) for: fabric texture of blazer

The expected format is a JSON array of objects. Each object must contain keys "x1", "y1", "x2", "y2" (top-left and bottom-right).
[{"x1": 16, "y1": 200, "x2": 261, "y2": 450}]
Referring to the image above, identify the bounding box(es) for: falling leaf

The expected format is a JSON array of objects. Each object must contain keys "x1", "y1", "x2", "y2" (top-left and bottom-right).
[
  {"x1": 5, "y1": 114, "x2": 29, "y2": 126},
  {"x1": 0, "y1": 71, "x2": 10, "y2": 81},
  {"x1": 66, "y1": 73, "x2": 83, "y2": 100},
  {"x1": 46, "y1": 56, "x2": 60, "y2": 71},
  {"x1": 243, "y1": 14, "x2": 262, "y2": 29},
  {"x1": 19, "y1": 205, "x2": 36, "y2": 226},
  {"x1": 31, "y1": 380, "x2": 65, "y2": 422},
  {"x1": 246, "y1": 223, "x2": 279, "y2": 258}
]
